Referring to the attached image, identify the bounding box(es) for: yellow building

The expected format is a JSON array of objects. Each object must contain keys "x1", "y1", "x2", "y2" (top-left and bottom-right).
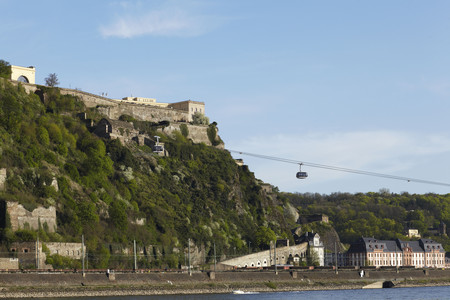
[
  {"x1": 10, "y1": 65, "x2": 36, "y2": 84},
  {"x1": 168, "y1": 100, "x2": 206, "y2": 122}
]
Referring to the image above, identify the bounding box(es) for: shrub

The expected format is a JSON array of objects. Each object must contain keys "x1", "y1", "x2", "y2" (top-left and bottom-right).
[
  {"x1": 192, "y1": 112, "x2": 209, "y2": 125},
  {"x1": 64, "y1": 163, "x2": 80, "y2": 182},
  {"x1": 0, "y1": 60, "x2": 11, "y2": 79},
  {"x1": 207, "y1": 123, "x2": 221, "y2": 146},
  {"x1": 180, "y1": 124, "x2": 189, "y2": 138},
  {"x1": 109, "y1": 200, "x2": 128, "y2": 231}
]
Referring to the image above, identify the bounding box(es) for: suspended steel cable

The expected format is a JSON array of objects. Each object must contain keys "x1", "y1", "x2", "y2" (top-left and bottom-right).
[{"x1": 228, "y1": 149, "x2": 450, "y2": 187}]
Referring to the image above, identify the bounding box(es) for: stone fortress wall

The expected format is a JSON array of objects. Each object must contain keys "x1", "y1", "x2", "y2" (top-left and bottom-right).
[
  {"x1": 45, "y1": 242, "x2": 85, "y2": 260},
  {"x1": 10, "y1": 82, "x2": 202, "y2": 125},
  {"x1": 0, "y1": 168, "x2": 6, "y2": 190},
  {"x1": 219, "y1": 243, "x2": 308, "y2": 270},
  {"x1": 8, "y1": 76, "x2": 217, "y2": 146},
  {"x1": 58, "y1": 88, "x2": 196, "y2": 123},
  {"x1": 6, "y1": 202, "x2": 57, "y2": 233}
]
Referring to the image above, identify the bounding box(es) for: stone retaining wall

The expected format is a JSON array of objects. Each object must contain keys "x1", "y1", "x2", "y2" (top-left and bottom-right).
[
  {"x1": 0, "y1": 268, "x2": 449, "y2": 287},
  {"x1": 6, "y1": 202, "x2": 56, "y2": 233}
]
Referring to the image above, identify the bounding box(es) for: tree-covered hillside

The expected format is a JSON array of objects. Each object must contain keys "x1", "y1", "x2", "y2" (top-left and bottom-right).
[
  {"x1": 0, "y1": 79, "x2": 294, "y2": 268},
  {"x1": 284, "y1": 190, "x2": 450, "y2": 253}
]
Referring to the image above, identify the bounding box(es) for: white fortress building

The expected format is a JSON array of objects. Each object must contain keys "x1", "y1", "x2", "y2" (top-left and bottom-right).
[{"x1": 10, "y1": 65, "x2": 35, "y2": 84}]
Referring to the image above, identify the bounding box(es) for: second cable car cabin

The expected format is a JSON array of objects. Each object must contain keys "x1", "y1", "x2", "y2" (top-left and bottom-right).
[{"x1": 296, "y1": 163, "x2": 308, "y2": 179}]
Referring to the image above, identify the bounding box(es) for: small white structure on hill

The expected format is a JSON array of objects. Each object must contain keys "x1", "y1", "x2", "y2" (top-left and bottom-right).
[{"x1": 10, "y1": 65, "x2": 35, "y2": 84}]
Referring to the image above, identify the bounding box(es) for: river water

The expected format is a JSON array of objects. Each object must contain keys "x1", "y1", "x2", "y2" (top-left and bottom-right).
[{"x1": 45, "y1": 286, "x2": 450, "y2": 300}]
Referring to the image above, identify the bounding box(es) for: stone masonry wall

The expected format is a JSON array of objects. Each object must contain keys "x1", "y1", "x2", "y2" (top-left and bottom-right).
[
  {"x1": 97, "y1": 103, "x2": 189, "y2": 123},
  {"x1": 8, "y1": 82, "x2": 219, "y2": 146},
  {"x1": 219, "y1": 243, "x2": 308, "y2": 269},
  {"x1": 59, "y1": 88, "x2": 191, "y2": 123},
  {"x1": 0, "y1": 258, "x2": 19, "y2": 269},
  {"x1": 46, "y1": 242, "x2": 85, "y2": 260},
  {"x1": 6, "y1": 202, "x2": 57, "y2": 233},
  {"x1": 0, "y1": 168, "x2": 6, "y2": 191},
  {"x1": 59, "y1": 88, "x2": 120, "y2": 108}
]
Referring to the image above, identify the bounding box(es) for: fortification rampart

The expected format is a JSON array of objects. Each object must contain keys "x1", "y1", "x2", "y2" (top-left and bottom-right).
[
  {"x1": 0, "y1": 168, "x2": 6, "y2": 191},
  {"x1": 219, "y1": 243, "x2": 308, "y2": 269},
  {"x1": 160, "y1": 124, "x2": 211, "y2": 145},
  {"x1": 6, "y1": 202, "x2": 57, "y2": 233},
  {"x1": 59, "y1": 88, "x2": 191, "y2": 123},
  {"x1": 7, "y1": 81, "x2": 220, "y2": 146},
  {"x1": 97, "y1": 103, "x2": 189, "y2": 123},
  {"x1": 46, "y1": 242, "x2": 85, "y2": 259},
  {"x1": 59, "y1": 88, "x2": 119, "y2": 108},
  {"x1": 0, "y1": 258, "x2": 18, "y2": 269}
]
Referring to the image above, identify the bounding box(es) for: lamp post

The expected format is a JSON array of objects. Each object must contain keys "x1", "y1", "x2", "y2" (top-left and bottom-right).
[
  {"x1": 82, "y1": 235, "x2": 85, "y2": 277},
  {"x1": 213, "y1": 242, "x2": 216, "y2": 273}
]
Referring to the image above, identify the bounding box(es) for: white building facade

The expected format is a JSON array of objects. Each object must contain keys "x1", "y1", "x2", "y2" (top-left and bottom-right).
[{"x1": 347, "y1": 237, "x2": 446, "y2": 268}]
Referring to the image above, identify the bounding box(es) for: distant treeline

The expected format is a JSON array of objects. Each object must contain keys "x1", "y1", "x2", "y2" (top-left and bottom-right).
[{"x1": 284, "y1": 190, "x2": 450, "y2": 252}]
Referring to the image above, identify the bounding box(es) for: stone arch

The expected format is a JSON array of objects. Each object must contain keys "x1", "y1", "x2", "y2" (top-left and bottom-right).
[{"x1": 17, "y1": 75, "x2": 29, "y2": 83}]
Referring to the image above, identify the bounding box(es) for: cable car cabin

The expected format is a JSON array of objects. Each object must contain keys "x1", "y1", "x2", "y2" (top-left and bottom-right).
[
  {"x1": 153, "y1": 145, "x2": 164, "y2": 153},
  {"x1": 296, "y1": 171, "x2": 308, "y2": 179}
]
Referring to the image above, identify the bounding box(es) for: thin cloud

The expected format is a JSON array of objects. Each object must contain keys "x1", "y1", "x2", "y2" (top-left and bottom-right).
[{"x1": 99, "y1": 4, "x2": 215, "y2": 38}]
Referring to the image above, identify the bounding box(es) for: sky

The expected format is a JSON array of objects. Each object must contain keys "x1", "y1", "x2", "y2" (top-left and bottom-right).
[{"x1": 2, "y1": 0, "x2": 450, "y2": 195}]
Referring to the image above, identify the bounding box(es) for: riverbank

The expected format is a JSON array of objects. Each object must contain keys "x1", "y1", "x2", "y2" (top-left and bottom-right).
[{"x1": 0, "y1": 268, "x2": 449, "y2": 298}]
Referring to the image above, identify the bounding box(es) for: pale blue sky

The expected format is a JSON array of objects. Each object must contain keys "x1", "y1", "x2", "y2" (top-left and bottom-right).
[{"x1": 2, "y1": 0, "x2": 450, "y2": 194}]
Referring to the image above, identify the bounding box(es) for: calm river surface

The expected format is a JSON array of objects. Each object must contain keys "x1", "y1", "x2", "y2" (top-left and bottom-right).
[{"x1": 43, "y1": 286, "x2": 450, "y2": 300}]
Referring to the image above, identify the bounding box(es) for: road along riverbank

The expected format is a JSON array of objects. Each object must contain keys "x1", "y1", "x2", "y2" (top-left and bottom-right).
[{"x1": 0, "y1": 268, "x2": 449, "y2": 298}]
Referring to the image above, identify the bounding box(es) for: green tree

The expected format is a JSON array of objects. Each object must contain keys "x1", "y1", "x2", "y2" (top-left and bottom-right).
[
  {"x1": 306, "y1": 246, "x2": 320, "y2": 266},
  {"x1": 45, "y1": 73, "x2": 59, "y2": 87},
  {"x1": 0, "y1": 60, "x2": 11, "y2": 79},
  {"x1": 254, "y1": 226, "x2": 277, "y2": 250},
  {"x1": 192, "y1": 112, "x2": 209, "y2": 125},
  {"x1": 180, "y1": 123, "x2": 189, "y2": 138},
  {"x1": 109, "y1": 200, "x2": 128, "y2": 231},
  {"x1": 37, "y1": 126, "x2": 50, "y2": 146}
]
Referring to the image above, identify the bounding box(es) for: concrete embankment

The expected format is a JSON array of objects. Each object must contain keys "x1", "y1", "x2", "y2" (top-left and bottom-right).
[{"x1": 0, "y1": 268, "x2": 449, "y2": 298}]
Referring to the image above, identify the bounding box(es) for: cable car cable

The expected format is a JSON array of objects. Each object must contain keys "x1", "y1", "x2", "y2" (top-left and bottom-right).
[{"x1": 228, "y1": 149, "x2": 450, "y2": 187}]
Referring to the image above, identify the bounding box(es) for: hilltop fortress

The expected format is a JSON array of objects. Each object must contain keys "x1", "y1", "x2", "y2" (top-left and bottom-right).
[
  {"x1": 9, "y1": 65, "x2": 205, "y2": 122},
  {"x1": 9, "y1": 65, "x2": 220, "y2": 147}
]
